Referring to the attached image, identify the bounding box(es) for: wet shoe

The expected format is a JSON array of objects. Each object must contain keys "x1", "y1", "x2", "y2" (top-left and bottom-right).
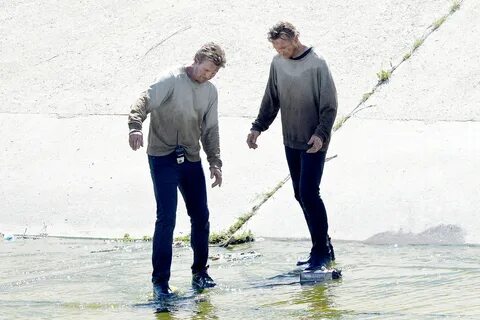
[
  {"x1": 192, "y1": 268, "x2": 216, "y2": 290},
  {"x1": 296, "y1": 255, "x2": 311, "y2": 266},
  {"x1": 153, "y1": 282, "x2": 173, "y2": 299},
  {"x1": 327, "y1": 236, "x2": 336, "y2": 261},
  {"x1": 305, "y1": 255, "x2": 332, "y2": 271}
]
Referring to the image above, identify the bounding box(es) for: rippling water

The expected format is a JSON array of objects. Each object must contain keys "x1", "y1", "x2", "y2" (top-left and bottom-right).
[{"x1": 1, "y1": 237, "x2": 479, "y2": 319}]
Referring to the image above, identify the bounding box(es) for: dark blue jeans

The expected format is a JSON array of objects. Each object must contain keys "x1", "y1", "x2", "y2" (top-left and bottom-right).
[
  {"x1": 284, "y1": 146, "x2": 330, "y2": 258},
  {"x1": 148, "y1": 153, "x2": 210, "y2": 285}
]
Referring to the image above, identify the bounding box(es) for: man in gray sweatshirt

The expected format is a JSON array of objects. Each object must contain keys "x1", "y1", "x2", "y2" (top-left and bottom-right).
[
  {"x1": 247, "y1": 22, "x2": 338, "y2": 270},
  {"x1": 128, "y1": 43, "x2": 225, "y2": 298}
]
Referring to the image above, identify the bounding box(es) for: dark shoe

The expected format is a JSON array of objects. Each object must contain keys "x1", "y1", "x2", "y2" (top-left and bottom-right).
[
  {"x1": 192, "y1": 268, "x2": 216, "y2": 290},
  {"x1": 298, "y1": 235, "x2": 335, "y2": 266},
  {"x1": 296, "y1": 255, "x2": 311, "y2": 266},
  {"x1": 305, "y1": 255, "x2": 332, "y2": 271},
  {"x1": 327, "y1": 236, "x2": 335, "y2": 261},
  {"x1": 153, "y1": 282, "x2": 173, "y2": 299}
]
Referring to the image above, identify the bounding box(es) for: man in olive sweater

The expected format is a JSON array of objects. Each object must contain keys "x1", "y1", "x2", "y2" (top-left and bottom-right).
[
  {"x1": 247, "y1": 22, "x2": 338, "y2": 270},
  {"x1": 128, "y1": 43, "x2": 225, "y2": 297}
]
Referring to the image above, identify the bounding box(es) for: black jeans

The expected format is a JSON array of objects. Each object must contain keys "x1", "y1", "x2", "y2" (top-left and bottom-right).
[
  {"x1": 284, "y1": 146, "x2": 330, "y2": 258},
  {"x1": 148, "y1": 153, "x2": 210, "y2": 284}
]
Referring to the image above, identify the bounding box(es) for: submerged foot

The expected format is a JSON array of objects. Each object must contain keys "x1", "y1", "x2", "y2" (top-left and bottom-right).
[
  {"x1": 296, "y1": 254, "x2": 311, "y2": 266},
  {"x1": 304, "y1": 255, "x2": 333, "y2": 271},
  {"x1": 153, "y1": 282, "x2": 173, "y2": 300},
  {"x1": 192, "y1": 268, "x2": 216, "y2": 290}
]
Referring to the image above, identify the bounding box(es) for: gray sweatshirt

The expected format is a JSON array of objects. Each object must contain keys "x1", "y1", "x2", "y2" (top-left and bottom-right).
[
  {"x1": 128, "y1": 66, "x2": 222, "y2": 168},
  {"x1": 251, "y1": 48, "x2": 337, "y2": 151}
]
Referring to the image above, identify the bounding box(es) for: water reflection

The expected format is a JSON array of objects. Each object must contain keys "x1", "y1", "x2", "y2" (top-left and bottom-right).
[
  {"x1": 153, "y1": 292, "x2": 217, "y2": 320},
  {"x1": 294, "y1": 284, "x2": 344, "y2": 319},
  {"x1": 2, "y1": 238, "x2": 480, "y2": 319},
  {"x1": 191, "y1": 295, "x2": 218, "y2": 320}
]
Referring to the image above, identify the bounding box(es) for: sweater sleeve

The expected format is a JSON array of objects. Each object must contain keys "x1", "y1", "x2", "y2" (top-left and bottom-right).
[
  {"x1": 201, "y1": 86, "x2": 222, "y2": 169},
  {"x1": 127, "y1": 72, "x2": 175, "y2": 131},
  {"x1": 314, "y1": 59, "x2": 338, "y2": 144},
  {"x1": 251, "y1": 62, "x2": 280, "y2": 132}
]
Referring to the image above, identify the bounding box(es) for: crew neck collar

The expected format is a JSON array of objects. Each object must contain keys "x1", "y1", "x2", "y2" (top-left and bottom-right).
[{"x1": 290, "y1": 47, "x2": 312, "y2": 60}]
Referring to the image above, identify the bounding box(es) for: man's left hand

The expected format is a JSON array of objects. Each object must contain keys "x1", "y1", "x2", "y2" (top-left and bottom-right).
[
  {"x1": 210, "y1": 167, "x2": 222, "y2": 188},
  {"x1": 306, "y1": 135, "x2": 323, "y2": 153}
]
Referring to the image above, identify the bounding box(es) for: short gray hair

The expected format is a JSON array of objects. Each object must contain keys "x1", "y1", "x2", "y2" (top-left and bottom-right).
[
  {"x1": 267, "y1": 21, "x2": 299, "y2": 42},
  {"x1": 194, "y1": 42, "x2": 226, "y2": 67}
]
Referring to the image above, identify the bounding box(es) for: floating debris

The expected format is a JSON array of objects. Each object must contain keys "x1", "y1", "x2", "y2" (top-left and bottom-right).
[{"x1": 209, "y1": 250, "x2": 261, "y2": 262}]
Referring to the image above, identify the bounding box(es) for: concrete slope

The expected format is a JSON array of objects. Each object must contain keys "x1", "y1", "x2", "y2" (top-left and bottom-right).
[
  {"x1": 0, "y1": 0, "x2": 458, "y2": 238},
  {"x1": 360, "y1": 0, "x2": 480, "y2": 121},
  {"x1": 247, "y1": 0, "x2": 480, "y2": 244},
  {"x1": 0, "y1": 114, "x2": 285, "y2": 238},
  {"x1": 1, "y1": 0, "x2": 451, "y2": 117}
]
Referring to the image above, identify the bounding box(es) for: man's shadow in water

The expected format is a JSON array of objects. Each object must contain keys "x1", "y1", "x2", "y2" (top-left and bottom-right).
[
  {"x1": 244, "y1": 266, "x2": 344, "y2": 318},
  {"x1": 291, "y1": 283, "x2": 345, "y2": 319},
  {"x1": 133, "y1": 288, "x2": 217, "y2": 320}
]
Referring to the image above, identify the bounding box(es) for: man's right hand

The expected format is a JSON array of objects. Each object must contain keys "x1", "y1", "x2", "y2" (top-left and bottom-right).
[
  {"x1": 246, "y1": 130, "x2": 261, "y2": 149},
  {"x1": 129, "y1": 131, "x2": 143, "y2": 150}
]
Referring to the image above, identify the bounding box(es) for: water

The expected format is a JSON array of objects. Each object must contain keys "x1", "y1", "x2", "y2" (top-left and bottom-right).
[{"x1": 1, "y1": 238, "x2": 479, "y2": 319}]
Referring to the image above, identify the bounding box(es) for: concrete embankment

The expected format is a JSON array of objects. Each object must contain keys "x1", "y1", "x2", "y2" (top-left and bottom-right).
[{"x1": 3, "y1": 0, "x2": 477, "y2": 244}]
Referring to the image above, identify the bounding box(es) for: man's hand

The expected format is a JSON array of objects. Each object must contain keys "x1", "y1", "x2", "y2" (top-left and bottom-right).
[
  {"x1": 306, "y1": 135, "x2": 323, "y2": 153},
  {"x1": 210, "y1": 167, "x2": 222, "y2": 188},
  {"x1": 129, "y1": 131, "x2": 143, "y2": 151},
  {"x1": 246, "y1": 130, "x2": 261, "y2": 149}
]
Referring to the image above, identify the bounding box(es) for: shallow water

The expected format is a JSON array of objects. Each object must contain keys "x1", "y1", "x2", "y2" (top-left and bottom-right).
[{"x1": 1, "y1": 237, "x2": 479, "y2": 319}]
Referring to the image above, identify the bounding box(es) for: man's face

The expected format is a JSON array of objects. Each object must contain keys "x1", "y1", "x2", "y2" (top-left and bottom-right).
[
  {"x1": 271, "y1": 37, "x2": 299, "y2": 59},
  {"x1": 192, "y1": 60, "x2": 220, "y2": 83}
]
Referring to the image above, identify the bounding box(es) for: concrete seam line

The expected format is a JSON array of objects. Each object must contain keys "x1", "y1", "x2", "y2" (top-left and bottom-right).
[
  {"x1": 219, "y1": 175, "x2": 291, "y2": 247},
  {"x1": 221, "y1": 155, "x2": 338, "y2": 246},
  {"x1": 335, "y1": 0, "x2": 465, "y2": 131},
  {"x1": 142, "y1": 26, "x2": 192, "y2": 59},
  {"x1": 223, "y1": 0, "x2": 467, "y2": 243}
]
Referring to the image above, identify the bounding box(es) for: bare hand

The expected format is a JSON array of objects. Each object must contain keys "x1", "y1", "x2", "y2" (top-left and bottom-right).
[
  {"x1": 306, "y1": 135, "x2": 323, "y2": 153},
  {"x1": 246, "y1": 130, "x2": 261, "y2": 149},
  {"x1": 129, "y1": 131, "x2": 144, "y2": 150},
  {"x1": 210, "y1": 167, "x2": 222, "y2": 188}
]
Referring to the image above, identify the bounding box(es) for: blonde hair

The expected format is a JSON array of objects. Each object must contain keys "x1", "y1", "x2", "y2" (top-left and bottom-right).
[{"x1": 194, "y1": 42, "x2": 226, "y2": 67}]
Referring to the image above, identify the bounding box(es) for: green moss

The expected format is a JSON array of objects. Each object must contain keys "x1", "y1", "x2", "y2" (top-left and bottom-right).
[
  {"x1": 174, "y1": 234, "x2": 190, "y2": 243},
  {"x1": 177, "y1": 178, "x2": 290, "y2": 246},
  {"x1": 208, "y1": 231, "x2": 227, "y2": 244},
  {"x1": 362, "y1": 91, "x2": 373, "y2": 103},
  {"x1": 433, "y1": 16, "x2": 447, "y2": 30},
  {"x1": 227, "y1": 212, "x2": 254, "y2": 235},
  {"x1": 174, "y1": 230, "x2": 254, "y2": 246},
  {"x1": 413, "y1": 39, "x2": 424, "y2": 51},
  {"x1": 450, "y1": 0, "x2": 460, "y2": 13},
  {"x1": 118, "y1": 234, "x2": 153, "y2": 242},
  {"x1": 226, "y1": 230, "x2": 255, "y2": 245},
  {"x1": 376, "y1": 69, "x2": 391, "y2": 83},
  {"x1": 333, "y1": 115, "x2": 349, "y2": 132},
  {"x1": 122, "y1": 233, "x2": 134, "y2": 242}
]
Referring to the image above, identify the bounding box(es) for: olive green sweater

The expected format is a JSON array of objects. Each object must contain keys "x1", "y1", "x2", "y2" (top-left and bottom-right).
[
  {"x1": 252, "y1": 48, "x2": 337, "y2": 151},
  {"x1": 128, "y1": 66, "x2": 222, "y2": 168}
]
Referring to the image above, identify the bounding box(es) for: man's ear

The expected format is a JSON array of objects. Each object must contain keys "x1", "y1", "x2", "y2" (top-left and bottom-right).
[{"x1": 292, "y1": 36, "x2": 300, "y2": 47}]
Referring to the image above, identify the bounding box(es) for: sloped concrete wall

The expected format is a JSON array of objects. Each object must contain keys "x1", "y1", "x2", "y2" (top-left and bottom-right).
[
  {"x1": 3, "y1": 0, "x2": 477, "y2": 243},
  {"x1": 247, "y1": 0, "x2": 480, "y2": 244}
]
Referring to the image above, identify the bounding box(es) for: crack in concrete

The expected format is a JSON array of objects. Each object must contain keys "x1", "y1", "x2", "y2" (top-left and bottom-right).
[
  {"x1": 344, "y1": 0, "x2": 465, "y2": 123},
  {"x1": 235, "y1": 1, "x2": 468, "y2": 238},
  {"x1": 142, "y1": 26, "x2": 192, "y2": 59}
]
